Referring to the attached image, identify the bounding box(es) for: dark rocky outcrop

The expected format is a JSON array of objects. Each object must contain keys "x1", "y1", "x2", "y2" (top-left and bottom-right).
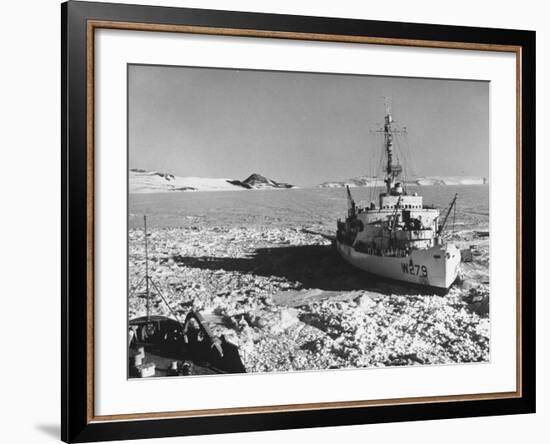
[{"x1": 242, "y1": 173, "x2": 294, "y2": 189}]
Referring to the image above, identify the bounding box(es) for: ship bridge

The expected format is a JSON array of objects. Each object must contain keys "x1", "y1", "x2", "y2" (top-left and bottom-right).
[{"x1": 379, "y1": 192, "x2": 423, "y2": 210}]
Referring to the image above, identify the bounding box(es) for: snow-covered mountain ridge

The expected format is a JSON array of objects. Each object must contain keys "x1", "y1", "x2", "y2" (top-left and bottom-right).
[{"x1": 129, "y1": 169, "x2": 295, "y2": 193}]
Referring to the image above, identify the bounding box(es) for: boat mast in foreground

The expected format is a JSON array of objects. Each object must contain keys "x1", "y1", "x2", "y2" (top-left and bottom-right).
[{"x1": 128, "y1": 216, "x2": 246, "y2": 377}]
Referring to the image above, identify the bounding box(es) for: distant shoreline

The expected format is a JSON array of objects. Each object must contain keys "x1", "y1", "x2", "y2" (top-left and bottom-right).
[
  {"x1": 130, "y1": 169, "x2": 487, "y2": 194},
  {"x1": 129, "y1": 182, "x2": 489, "y2": 195}
]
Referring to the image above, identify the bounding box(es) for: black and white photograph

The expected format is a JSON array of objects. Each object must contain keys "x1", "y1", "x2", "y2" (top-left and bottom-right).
[
  {"x1": 127, "y1": 65, "x2": 490, "y2": 378},
  {"x1": 0, "y1": 0, "x2": 543, "y2": 442}
]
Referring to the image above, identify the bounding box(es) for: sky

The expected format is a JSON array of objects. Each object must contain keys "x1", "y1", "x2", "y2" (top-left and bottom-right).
[{"x1": 128, "y1": 64, "x2": 489, "y2": 187}]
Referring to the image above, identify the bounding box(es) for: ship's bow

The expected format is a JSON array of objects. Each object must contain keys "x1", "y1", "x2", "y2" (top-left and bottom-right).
[{"x1": 442, "y1": 243, "x2": 461, "y2": 288}]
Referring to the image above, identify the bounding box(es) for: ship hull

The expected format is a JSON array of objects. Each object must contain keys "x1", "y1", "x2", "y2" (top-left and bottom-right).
[{"x1": 335, "y1": 241, "x2": 460, "y2": 289}]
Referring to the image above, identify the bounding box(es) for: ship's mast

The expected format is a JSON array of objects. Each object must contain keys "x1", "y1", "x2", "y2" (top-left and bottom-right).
[
  {"x1": 144, "y1": 215, "x2": 150, "y2": 319},
  {"x1": 383, "y1": 101, "x2": 404, "y2": 193},
  {"x1": 140, "y1": 214, "x2": 181, "y2": 322}
]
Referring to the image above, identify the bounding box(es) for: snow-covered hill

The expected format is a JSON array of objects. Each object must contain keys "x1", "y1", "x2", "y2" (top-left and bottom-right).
[
  {"x1": 414, "y1": 176, "x2": 487, "y2": 186},
  {"x1": 319, "y1": 175, "x2": 487, "y2": 188},
  {"x1": 229, "y1": 173, "x2": 294, "y2": 190},
  {"x1": 129, "y1": 169, "x2": 295, "y2": 193},
  {"x1": 319, "y1": 176, "x2": 381, "y2": 188}
]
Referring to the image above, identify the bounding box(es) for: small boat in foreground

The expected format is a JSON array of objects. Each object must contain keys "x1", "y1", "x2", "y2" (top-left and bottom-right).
[{"x1": 128, "y1": 216, "x2": 246, "y2": 378}]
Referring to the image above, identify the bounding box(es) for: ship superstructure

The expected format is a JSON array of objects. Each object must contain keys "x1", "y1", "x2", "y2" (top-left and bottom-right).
[{"x1": 335, "y1": 105, "x2": 460, "y2": 289}]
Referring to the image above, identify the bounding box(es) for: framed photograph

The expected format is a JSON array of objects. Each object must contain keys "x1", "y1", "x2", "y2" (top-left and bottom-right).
[{"x1": 62, "y1": 1, "x2": 535, "y2": 442}]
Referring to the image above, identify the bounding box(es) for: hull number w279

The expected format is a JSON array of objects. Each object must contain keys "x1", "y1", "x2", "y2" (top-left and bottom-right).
[{"x1": 401, "y1": 262, "x2": 428, "y2": 277}]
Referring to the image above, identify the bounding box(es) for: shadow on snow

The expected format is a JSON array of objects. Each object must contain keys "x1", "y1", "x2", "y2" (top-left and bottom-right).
[{"x1": 172, "y1": 244, "x2": 442, "y2": 296}]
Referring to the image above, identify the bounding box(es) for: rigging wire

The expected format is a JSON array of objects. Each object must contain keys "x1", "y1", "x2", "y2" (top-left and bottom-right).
[
  {"x1": 369, "y1": 131, "x2": 385, "y2": 203},
  {"x1": 375, "y1": 132, "x2": 385, "y2": 196},
  {"x1": 402, "y1": 132, "x2": 418, "y2": 179},
  {"x1": 368, "y1": 131, "x2": 380, "y2": 203},
  {"x1": 452, "y1": 196, "x2": 457, "y2": 234},
  {"x1": 393, "y1": 135, "x2": 406, "y2": 186}
]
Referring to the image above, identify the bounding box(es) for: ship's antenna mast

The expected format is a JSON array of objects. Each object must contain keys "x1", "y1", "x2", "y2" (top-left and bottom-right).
[
  {"x1": 380, "y1": 97, "x2": 404, "y2": 193},
  {"x1": 144, "y1": 215, "x2": 150, "y2": 319}
]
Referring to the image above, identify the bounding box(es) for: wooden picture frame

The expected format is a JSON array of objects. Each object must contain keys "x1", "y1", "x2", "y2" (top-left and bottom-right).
[{"x1": 62, "y1": 1, "x2": 535, "y2": 442}]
